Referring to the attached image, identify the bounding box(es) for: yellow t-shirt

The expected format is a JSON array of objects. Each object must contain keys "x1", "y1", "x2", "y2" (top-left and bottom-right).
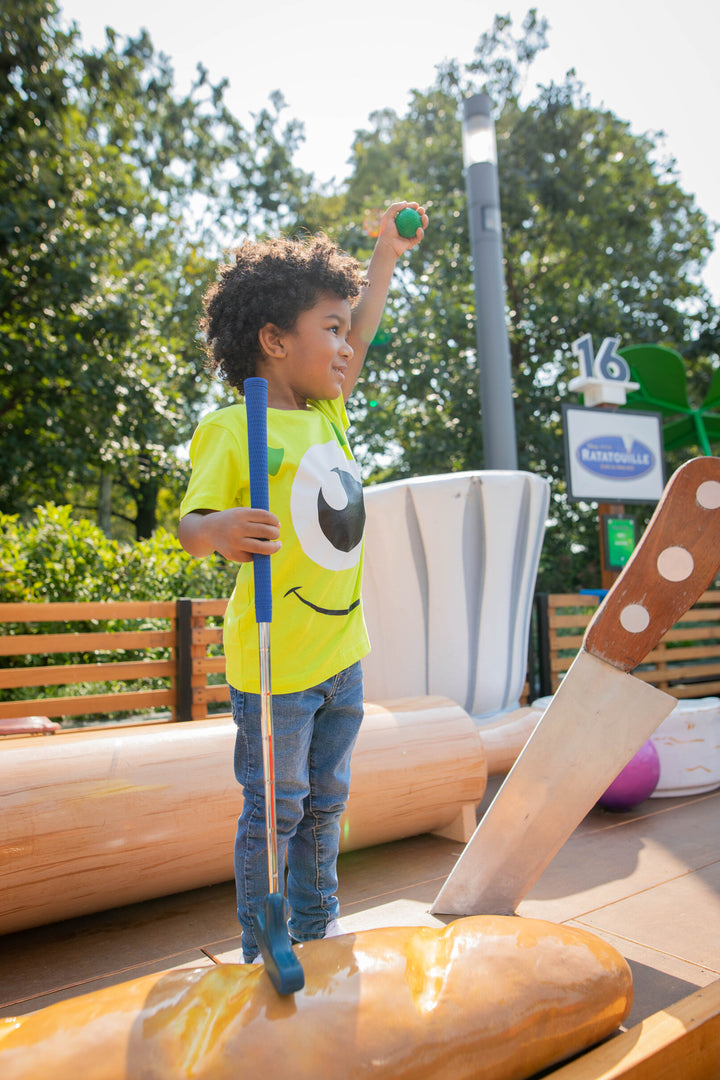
[{"x1": 179, "y1": 396, "x2": 370, "y2": 694}]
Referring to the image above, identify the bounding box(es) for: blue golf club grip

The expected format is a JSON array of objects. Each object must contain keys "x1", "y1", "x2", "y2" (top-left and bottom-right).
[{"x1": 244, "y1": 378, "x2": 272, "y2": 624}]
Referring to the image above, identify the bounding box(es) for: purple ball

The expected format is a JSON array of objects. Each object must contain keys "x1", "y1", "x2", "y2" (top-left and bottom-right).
[{"x1": 597, "y1": 739, "x2": 661, "y2": 811}]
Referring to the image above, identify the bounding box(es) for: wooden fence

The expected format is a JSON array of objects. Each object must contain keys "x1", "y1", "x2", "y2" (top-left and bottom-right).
[
  {"x1": 538, "y1": 589, "x2": 720, "y2": 698},
  {"x1": 4, "y1": 590, "x2": 720, "y2": 734},
  {"x1": 0, "y1": 599, "x2": 229, "y2": 730}
]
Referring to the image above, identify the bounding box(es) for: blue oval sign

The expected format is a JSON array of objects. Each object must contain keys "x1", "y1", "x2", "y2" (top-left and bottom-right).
[{"x1": 576, "y1": 436, "x2": 655, "y2": 480}]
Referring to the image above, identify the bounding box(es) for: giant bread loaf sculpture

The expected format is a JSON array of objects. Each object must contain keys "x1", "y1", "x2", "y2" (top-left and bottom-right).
[{"x1": 0, "y1": 917, "x2": 633, "y2": 1080}]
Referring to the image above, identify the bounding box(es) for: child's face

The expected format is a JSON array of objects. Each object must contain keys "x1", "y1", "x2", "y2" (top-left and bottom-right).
[{"x1": 280, "y1": 292, "x2": 353, "y2": 405}]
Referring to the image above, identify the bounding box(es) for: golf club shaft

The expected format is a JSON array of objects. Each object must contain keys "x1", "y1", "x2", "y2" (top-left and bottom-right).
[{"x1": 258, "y1": 621, "x2": 279, "y2": 894}]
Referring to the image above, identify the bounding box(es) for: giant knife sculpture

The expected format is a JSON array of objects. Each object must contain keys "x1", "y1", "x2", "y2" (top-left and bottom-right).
[{"x1": 433, "y1": 456, "x2": 720, "y2": 916}]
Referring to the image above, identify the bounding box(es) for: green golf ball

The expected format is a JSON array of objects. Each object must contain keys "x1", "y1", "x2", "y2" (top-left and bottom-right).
[{"x1": 395, "y1": 207, "x2": 422, "y2": 238}]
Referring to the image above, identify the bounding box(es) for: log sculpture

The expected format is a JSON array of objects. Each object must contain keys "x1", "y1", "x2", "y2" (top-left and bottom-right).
[
  {"x1": 0, "y1": 916, "x2": 633, "y2": 1080},
  {"x1": 0, "y1": 697, "x2": 487, "y2": 935}
]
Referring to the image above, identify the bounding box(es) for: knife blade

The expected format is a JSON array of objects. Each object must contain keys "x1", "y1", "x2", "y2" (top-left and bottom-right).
[{"x1": 432, "y1": 456, "x2": 720, "y2": 916}]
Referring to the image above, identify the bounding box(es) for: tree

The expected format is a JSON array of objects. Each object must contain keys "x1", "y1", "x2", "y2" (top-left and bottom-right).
[
  {"x1": 307, "y1": 11, "x2": 718, "y2": 588},
  {"x1": 1, "y1": 2, "x2": 311, "y2": 536},
  {"x1": 5, "y1": 7, "x2": 717, "y2": 586}
]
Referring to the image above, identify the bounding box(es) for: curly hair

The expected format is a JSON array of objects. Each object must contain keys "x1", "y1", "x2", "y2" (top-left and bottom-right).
[{"x1": 199, "y1": 234, "x2": 365, "y2": 392}]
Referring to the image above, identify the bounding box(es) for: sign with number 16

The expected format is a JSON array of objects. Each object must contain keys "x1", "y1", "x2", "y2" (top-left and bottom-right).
[{"x1": 568, "y1": 334, "x2": 639, "y2": 407}]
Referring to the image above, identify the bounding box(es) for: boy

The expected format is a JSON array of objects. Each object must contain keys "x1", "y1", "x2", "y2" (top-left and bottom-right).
[{"x1": 178, "y1": 201, "x2": 427, "y2": 961}]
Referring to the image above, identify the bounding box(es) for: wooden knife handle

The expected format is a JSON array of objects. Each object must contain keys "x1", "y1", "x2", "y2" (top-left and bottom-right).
[{"x1": 584, "y1": 456, "x2": 720, "y2": 671}]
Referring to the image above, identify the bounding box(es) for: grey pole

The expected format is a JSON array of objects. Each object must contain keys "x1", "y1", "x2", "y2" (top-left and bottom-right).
[{"x1": 462, "y1": 93, "x2": 518, "y2": 469}]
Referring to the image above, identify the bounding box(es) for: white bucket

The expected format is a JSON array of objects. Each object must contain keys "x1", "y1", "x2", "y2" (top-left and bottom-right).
[
  {"x1": 532, "y1": 694, "x2": 720, "y2": 799},
  {"x1": 650, "y1": 697, "x2": 720, "y2": 797}
]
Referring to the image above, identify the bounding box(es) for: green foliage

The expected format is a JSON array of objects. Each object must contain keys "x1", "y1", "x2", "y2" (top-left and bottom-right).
[
  {"x1": 0, "y1": 503, "x2": 236, "y2": 603},
  {"x1": 0, "y1": 2, "x2": 311, "y2": 537},
  {"x1": 300, "y1": 11, "x2": 718, "y2": 590},
  {"x1": 3, "y1": 7, "x2": 719, "y2": 594}
]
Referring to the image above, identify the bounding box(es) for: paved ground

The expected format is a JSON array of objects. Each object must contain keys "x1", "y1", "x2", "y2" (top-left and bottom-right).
[{"x1": 2, "y1": 778, "x2": 719, "y2": 1038}]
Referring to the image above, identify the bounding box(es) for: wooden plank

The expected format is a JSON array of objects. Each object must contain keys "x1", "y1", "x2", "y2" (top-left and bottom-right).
[
  {"x1": 661, "y1": 625, "x2": 720, "y2": 643},
  {"x1": 0, "y1": 688, "x2": 176, "y2": 720},
  {"x1": 190, "y1": 599, "x2": 228, "y2": 616},
  {"x1": 643, "y1": 644, "x2": 720, "y2": 662},
  {"x1": 550, "y1": 637, "x2": 585, "y2": 654},
  {"x1": 636, "y1": 661, "x2": 720, "y2": 682},
  {"x1": 547, "y1": 978, "x2": 720, "y2": 1079},
  {"x1": 673, "y1": 680, "x2": 720, "y2": 697},
  {"x1": 675, "y1": 603, "x2": 720, "y2": 619},
  {"x1": 548, "y1": 589, "x2": 720, "y2": 610},
  {"x1": 0, "y1": 630, "x2": 176, "y2": 656},
  {"x1": 546, "y1": 591, "x2": 720, "y2": 641},
  {"x1": 0, "y1": 660, "x2": 175, "y2": 690},
  {"x1": 193, "y1": 684, "x2": 230, "y2": 705},
  {"x1": 193, "y1": 656, "x2": 226, "y2": 675},
  {"x1": 550, "y1": 613, "x2": 599, "y2": 629},
  {"x1": 548, "y1": 593, "x2": 599, "y2": 605},
  {"x1": 0, "y1": 601, "x2": 176, "y2": 621},
  {"x1": 191, "y1": 627, "x2": 224, "y2": 646}
]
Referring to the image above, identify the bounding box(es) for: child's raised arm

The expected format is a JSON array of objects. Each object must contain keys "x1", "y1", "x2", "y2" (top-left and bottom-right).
[{"x1": 344, "y1": 200, "x2": 427, "y2": 399}]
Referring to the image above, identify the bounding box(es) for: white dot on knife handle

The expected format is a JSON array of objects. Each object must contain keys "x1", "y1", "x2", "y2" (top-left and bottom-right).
[
  {"x1": 620, "y1": 604, "x2": 650, "y2": 633},
  {"x1": 657, "y1": 545, "x2": 694, "y2": 582},
  {"x1": 697, "y1": 480, "x2": 720, "y2": 509}
]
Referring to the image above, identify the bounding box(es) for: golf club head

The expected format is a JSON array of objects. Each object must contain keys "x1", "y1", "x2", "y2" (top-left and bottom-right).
[{"x1": 252, "y1": 893, "x2": 305, "y2": 995}]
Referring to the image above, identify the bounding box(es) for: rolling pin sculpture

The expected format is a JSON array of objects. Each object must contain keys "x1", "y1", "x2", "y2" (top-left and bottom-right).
[{"x1": 0, "y1": 917, "x2": 632, "y2": 1080}]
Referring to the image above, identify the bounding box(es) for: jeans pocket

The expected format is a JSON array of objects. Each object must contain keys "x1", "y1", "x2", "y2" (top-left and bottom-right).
[{"x1": 229, "y1": 685, "x2": 245, "y2": 729}]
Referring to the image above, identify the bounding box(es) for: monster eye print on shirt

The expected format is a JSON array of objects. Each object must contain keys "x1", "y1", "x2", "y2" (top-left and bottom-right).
[{"x1": 290, "y1": 441, "x2": 365, "y2": 573}]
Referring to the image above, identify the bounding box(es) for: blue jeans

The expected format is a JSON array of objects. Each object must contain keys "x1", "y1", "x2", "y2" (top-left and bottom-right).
[{"x1": 230, "y1": 661, "x2": 363, "y2": 961}]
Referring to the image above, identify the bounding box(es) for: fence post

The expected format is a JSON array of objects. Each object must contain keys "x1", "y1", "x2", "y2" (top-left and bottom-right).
[
  {"x1": 176, "y1": 598, "x2": 193, "y2": 721},
  {"x1": 534, "y1": 593, "x2": 552, "y2": 698},
  {"x1": 525, "y1": 601, "x2": 538, "y2": 704}
]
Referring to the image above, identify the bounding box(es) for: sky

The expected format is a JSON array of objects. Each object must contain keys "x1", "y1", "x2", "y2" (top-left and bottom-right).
[{"x1": 58, "y1": 0, "x2": 719, "y2": 304}]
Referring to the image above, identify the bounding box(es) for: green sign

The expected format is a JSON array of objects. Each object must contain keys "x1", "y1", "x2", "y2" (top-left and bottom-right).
[{"x1": 602, "y1": 515, "x2": 636, "y2": 570}]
